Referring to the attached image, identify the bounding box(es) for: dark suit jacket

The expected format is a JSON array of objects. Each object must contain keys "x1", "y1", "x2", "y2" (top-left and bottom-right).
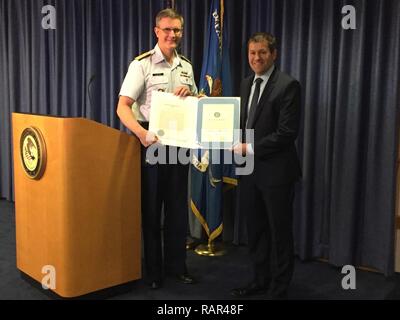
[{"x1": 240, "y1": 67, "x2": 302, "y2": 187}]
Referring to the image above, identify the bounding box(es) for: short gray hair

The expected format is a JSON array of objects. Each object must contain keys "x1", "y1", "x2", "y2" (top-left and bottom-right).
[{"x1": 156, "y1": 8, "x2": 184, "y2": 27}]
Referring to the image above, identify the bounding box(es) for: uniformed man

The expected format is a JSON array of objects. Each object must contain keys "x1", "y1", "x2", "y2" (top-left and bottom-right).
[{"x1": 117, "y1": 8, "x2": 198, "y2": 289}]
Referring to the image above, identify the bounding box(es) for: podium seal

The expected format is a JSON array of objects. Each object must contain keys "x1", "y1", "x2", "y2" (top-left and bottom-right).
[{"x1": 20, "y1": 127, "x2": 47, "y2": 179}]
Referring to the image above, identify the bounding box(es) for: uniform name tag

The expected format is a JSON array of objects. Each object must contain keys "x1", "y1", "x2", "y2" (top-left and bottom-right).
[{"x1": 151, "y1": 75, "x2": 168, "y2": 84}]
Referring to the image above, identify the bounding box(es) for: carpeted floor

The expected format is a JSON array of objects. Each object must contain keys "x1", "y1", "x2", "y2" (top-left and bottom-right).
[{"x1": 1, "y1": 199, "x2": 399, "y2": 300}]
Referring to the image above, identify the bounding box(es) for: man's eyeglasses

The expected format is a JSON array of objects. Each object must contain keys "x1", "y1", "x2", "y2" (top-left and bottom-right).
[{"x1": 158, "y1": 27, "x2": 183, "y2": 35}]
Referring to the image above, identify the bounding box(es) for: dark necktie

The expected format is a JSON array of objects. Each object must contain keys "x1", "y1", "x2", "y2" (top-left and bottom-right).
[{"x1": 246, "y1": 78, "x2": 263, "y2": 129}]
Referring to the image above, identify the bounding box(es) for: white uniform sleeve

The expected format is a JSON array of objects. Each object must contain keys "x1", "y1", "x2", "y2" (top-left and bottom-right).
[{"x1": 119, "y1": 60, "x2": 145, "y2": 101}]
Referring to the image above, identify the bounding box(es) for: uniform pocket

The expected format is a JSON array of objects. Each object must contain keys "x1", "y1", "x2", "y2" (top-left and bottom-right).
[
  {"x1": 180, "y1": 76, "x2": 193, "y2": 86},
  {"x1": 150, "y1": 75, "x2": 168, "y2": 91}
]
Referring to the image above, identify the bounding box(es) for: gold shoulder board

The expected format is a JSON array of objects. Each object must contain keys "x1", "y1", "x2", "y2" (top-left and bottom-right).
[
  {"x1": 135, "y1": 50, "x2": 153, "y2": 61},
  {"x1": 180, "y1": 55, "x2": 192, "y2": 65}
]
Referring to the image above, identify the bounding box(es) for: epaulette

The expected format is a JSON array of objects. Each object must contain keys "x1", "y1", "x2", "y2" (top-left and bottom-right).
[
  {"x1": 135, "y1": 50, "x2": 153, "y2": 61},
  {"x1": 180, "y1": 55, "x2": 192, "y2": 65}
]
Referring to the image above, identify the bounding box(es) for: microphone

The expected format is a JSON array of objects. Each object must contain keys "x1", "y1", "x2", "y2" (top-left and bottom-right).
[{"x1": 86, "y1": 74, "x2": 96, "y2": 119}]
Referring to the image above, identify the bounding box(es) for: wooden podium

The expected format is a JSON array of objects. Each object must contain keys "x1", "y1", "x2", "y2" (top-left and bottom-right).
[{"x1": 12, "y1": 113, "x2": 141, "y2": 298}]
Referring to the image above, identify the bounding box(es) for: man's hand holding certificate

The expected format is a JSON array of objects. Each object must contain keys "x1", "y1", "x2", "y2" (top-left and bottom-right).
[{"x1": 149, "y1": 91, "x2": 240, "y2": 149}]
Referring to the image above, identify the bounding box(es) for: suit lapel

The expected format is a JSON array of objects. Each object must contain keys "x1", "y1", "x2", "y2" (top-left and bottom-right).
[{"x1": 251, "y1": 68, "x2": 279, "y2": 128}]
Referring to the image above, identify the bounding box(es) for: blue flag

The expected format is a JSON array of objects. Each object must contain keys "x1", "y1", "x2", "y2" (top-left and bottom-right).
[
  {"x1": 190, "y1": 0, "x2": 236, "y2": 245},
  {"x1": 198, "y1": 0, "x2": 231, "y2": 97}
]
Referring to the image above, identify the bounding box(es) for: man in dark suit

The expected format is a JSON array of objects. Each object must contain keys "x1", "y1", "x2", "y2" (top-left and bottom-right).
[{"x1": 231, "y1": 32, "x2": 301, "y2": 299}]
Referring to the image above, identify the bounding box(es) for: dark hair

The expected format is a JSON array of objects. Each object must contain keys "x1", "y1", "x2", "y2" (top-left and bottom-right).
[
  {"x1": 156, "y1": 8, "x2": 184, "y2": 27},
  {"x1": 248, "y1": 32, "x2": 277, "y2": 52}
]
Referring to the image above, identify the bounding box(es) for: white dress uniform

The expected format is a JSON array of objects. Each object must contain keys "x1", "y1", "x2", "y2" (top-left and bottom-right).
[
  {"x1": 119, "y1": 44, "x2": 198, "y2": 122},
  {"x1": 119, "y1": 44, "x2": 198, "y2": 285}
]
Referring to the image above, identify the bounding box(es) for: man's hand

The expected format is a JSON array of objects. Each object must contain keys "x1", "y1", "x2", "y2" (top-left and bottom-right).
[
  {"x1": 137, "y1": 129, "x2": 158, "y2": 147},
  {"x1": 232, "y1": 143, "x2": 248, "y2": 155},
  {"x1": 174, "y1": 86, "x2": 192, "y2": 97}
]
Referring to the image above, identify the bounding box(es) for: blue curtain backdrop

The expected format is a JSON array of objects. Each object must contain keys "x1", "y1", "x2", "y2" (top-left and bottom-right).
[{"x1": 1, "y1": 0, "x2": 399, "y2": 275}]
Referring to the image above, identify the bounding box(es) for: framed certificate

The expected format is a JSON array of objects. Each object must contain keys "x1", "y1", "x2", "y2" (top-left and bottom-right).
[{"x1": 197, "y1": 97, "x2": 240, "y2": 149}]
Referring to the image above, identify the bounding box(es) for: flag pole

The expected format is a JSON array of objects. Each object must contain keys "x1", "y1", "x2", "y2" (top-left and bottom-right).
[{"x1": 190, "y1": 0, "x2": 231, "y2": 257}]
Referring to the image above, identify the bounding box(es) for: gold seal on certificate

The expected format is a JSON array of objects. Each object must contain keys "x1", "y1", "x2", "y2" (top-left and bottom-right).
[{"x1": 149, "y1": 91, "x2": 240, "y2": 149}]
